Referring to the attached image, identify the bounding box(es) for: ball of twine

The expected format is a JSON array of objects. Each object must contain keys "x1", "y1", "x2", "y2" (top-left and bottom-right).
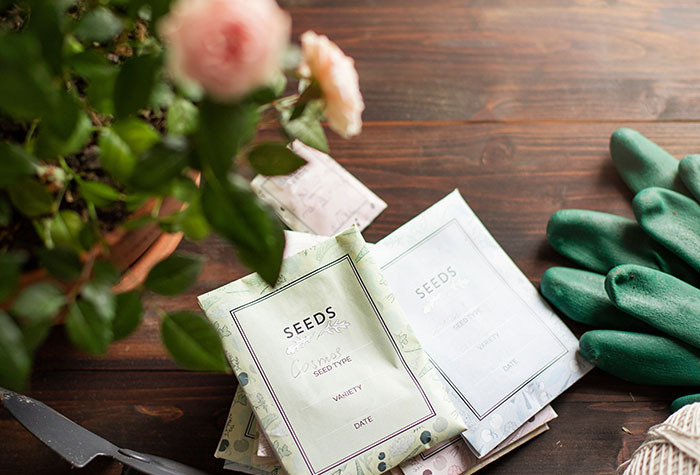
[{"x1": 618, "y1": 403, "x2": 700, "y2": 475}]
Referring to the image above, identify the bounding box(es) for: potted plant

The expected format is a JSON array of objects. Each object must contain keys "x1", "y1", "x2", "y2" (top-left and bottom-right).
[{"x1": 0, "y1": 0, "x2": 364, "y2": 390}]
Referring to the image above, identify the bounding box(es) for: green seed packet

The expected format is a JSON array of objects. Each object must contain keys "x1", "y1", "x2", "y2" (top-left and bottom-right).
[
  {"x1": 198, "y1": 228, "x2": 467, "y2": 475},
  {"x1": 215, "y1": 386, "x2": 286, "y2": 474}
]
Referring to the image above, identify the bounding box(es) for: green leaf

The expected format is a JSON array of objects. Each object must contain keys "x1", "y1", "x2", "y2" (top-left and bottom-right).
[
  {"x1": 112, "y1": 118, "x2": 160, "y2": 154},
  {"x1": 197, "y1": 100, "x2": 259, "y2": 176},
  {"x1": 98, "y1": 127, "x2": 137, "y2": 182},
  {"x1": 159, "y1": 193, "x2": 210, "y2": 240},
  {"x1": 88, "y1": 69, "x2": 118, "y2": 114},
  {"x1": 45, "y1": 89, "x2": 80, "y2": 141},
  {"x1": 78, "y1": 224, "x2": 97, "y2": 250},
  {"x1": 69, "y1": 50, "x2": 113, "y2": 78},
  {"x1": 150, "y1": 80, "x2": 175, "y2": 111},
  {"x1": 0, "y1": 253, "x2": 23, "y2": 301},
  {"x1": 81, "y1": 260, "x2": 118, "y2": 322},
  {"x1": 129, "y1": 136, "x2": 189, "y2": 191},
  {"x1": 122, "y1": 214, "x2": 154, "y2": 231},
  {"x1": 0, "y1": 196, "x2": 12, "y2": 226},
  {"x1": 0, "y1": 143, "x2": 37, "y2": 188},
  {"x1": 145, "y1": 253, "x2": 203, "y2": 296},
  {"x1": 65, "y1": 299, "x2": 113, "y2": 354},
  {"x1": 47, "y1": 210, "x2": 84, "y2": 251},
  {"x1": 177, "y1": 196, "x2": 210, "y2": 241},
  {"x1": 80, "y1": 181, "x2": 121, "y2": 207},
  {"x1": 124, "y1": 193, "x2": 150, "y2": 212},
  {"x1": 21, "y1": 319, "x2": 52, "y2": 353},
  {"x1": 247, "y1": 72, "x2": 286, "y2": 105},
  {"x1": 62, "y1": 112, "x2": 94, "y2": 156},
  {"x1": 169, "y1": 176, "x2": 199, "y2": 202},
  {"x1": 112, "y1": 291, "x2": 142, "y2": 340},
  {"x1": 0, "y1": 35, "x2": 55, "y2": 122},
  {"x1": 0, "y1": 33, "x2": 79, "y2": 139},
  {"x1": 38, "y1": 247, "x2": 82, "y2": 281},
  {"x1": 8, "y1": 178, "x2": 54, "y2": 217},
  {"x1": 83, "y1": 62, "x2": 118, "y2": 114},
  {"x1": 201, "y1": 176, "x2": 284, "y2": 285},
  {"x1": 27, "y1": 0, "x2": 64, "y2": 75},
  {"x1": 92, "y1": 259, "x2": 120, "y2": 286},
  {"x1": 167, "y1": 97, "x2": 199, "y2": 136},
  {"x1": 290, "y1": 80, "x2": 322, "y2": 121},
  {"x1": 161, "y1": 311, "x2": 229, "y2": 372},
  {"x1": 74, "y1": 7, "x2": 124, "y2": 44},
  {"x1": 248, "y1": 142, "x2": 307, "y2": 176},
  {"x1": 0, "y1": 311, "x2": 31, "y2": 391},
  {"x1": 35, "y1": 111, "x2": 93, "y2": 159},
  {"x1": 114, "y1": 54, "x2": 160, "y2": 118},
  {"x1": 62, "y1": 34, "x2": 84, "y2": 56},
  {"x1": 11, "y1": 282, "x2": 64, "y2": 324},
  {"x1": 148, "y1": 0, "x2": 173, "y2": 26},
  {"x1": 280, "y1": 102, "x2": 329, "y2": 153}
]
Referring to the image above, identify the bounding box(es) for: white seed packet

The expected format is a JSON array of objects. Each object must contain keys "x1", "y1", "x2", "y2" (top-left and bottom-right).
[
  {"x1": 199, "y1": 228, "x2": 467, "y2": 475},
  {"x1": 251, "y1": 141, "x2": 387, "y2": 236},
  {"x1": 371, "y1": 190, "x2": 592, "y2": 456},
  {"x1": 399, "y1": 406, "x2": 557, "y2": 475}
]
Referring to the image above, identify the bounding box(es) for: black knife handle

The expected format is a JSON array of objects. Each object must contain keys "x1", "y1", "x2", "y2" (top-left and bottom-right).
[{"x1": 115, "y1": 448, "x2": 211, "y2": 475}]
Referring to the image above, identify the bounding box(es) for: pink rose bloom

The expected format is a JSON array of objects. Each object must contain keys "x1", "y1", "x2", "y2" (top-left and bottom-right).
[
  {"x1": 299, "y1": 31, "x2": 364, "y2": 138},
  {"x1": 159, "y1": 0, "x2": 290, "y2": 101}
]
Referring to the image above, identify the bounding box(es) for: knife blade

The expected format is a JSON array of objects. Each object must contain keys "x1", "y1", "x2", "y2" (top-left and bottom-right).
[{"x1": 1, "y1": 388, "x2": 210, "y2": 475}]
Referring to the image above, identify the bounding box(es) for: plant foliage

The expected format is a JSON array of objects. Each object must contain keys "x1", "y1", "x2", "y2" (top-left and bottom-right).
[{"x1": 0, "y1": 0, "x2": 337, "y2": 390}]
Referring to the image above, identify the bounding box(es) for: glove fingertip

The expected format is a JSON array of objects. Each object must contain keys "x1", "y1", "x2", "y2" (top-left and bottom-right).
[
  {"x1": 670, "y1": 394, "x2": 700, "y2": 413},
  {"x1": 578, "y1": 331, "x2": 601, "y2": 365},
  {"x1": 604, "y1": 264, "x2": 639, "y2": 306},
  {"x1": 609, "y1": 128, "x2": 686, "y2": 195},
  {"x1": 679, "y1": 154, "x2": 700, "y2": 201},
  {"x1": 632, "y1": 187, "x2": 666, "y2": 225}
]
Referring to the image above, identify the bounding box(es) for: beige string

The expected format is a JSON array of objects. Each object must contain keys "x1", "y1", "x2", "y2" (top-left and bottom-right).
[{"x1": 618, "y1": 403, "x2": 700, "y2": 475}]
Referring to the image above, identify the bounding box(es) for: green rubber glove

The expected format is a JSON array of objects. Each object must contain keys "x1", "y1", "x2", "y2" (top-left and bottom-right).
[
  {"x1": 540, "y1": 267, "x2": 655, "y2": 333},
  {"x1": 542, "y1": 128, "x2": 700, "y2": 398},
  {"x1": 576, "y1": 264, "x2": 700, "y2": 385},
  {"x1": 634, "y1": 186, "x2": 700, "y2": 272},
  {"x1": 609, "y1": 128, "x2": 688, "y2": 195},
  {"x1": 671, "y1": 394, "x2": 700, "y2": 413},
  {"x1": 546, "y1": 210, "x2": 700, "y2": 285}
]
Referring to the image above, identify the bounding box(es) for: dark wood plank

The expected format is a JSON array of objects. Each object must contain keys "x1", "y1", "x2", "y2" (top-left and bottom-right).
[
  {"x1": 0, "y1": 369, "x2": 688, "y2": 475},
  {"x1": 7, "y1": 2, "x2": 700, "y2": 474},
  {"x1": 1, "y1": 371, "x2": 236, "y2": 475},
  {"x1": 280, "y1": 0, "x2": 700, "y2": 121}
]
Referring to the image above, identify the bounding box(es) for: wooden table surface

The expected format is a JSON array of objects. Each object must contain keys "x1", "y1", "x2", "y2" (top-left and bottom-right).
[{"x1": 2, "y1": 1, "x2": 698, "y2": 474}]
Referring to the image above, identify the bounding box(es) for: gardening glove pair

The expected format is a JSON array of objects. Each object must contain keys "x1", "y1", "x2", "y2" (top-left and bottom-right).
[{"x1": 540, "y1": 128, "x2": 700, "y2": 411}]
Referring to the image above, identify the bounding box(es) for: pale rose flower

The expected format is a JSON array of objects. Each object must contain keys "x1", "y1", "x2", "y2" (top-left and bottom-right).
[
  {"x1": 159, "y1": 0, "x2": 290, "y2": 101},
  {"x1": 299, "y1": 31, "x2": 364, "y2": 138}
]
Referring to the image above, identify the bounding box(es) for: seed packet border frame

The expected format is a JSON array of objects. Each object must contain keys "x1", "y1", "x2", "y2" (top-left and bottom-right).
[{"x1": 199, "y1": 228, "x2": 467, "y2": 475}]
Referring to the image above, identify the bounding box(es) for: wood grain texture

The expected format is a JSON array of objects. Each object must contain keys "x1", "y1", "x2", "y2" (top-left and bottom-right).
[
  {"x1": 11, "y1": 122, "x2": 699, "y2": 475},
  {"x1": 4, "y1": 1, "x2": 700, "y2": 474},
  {"x1": 281, "y1": 0, "x2": 700, "y2": 121}
]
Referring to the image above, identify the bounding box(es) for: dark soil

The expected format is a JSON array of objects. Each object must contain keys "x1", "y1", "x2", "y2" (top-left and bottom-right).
[{"x1": 0, "y1": 118, "x2": 129, "y2": 269}]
